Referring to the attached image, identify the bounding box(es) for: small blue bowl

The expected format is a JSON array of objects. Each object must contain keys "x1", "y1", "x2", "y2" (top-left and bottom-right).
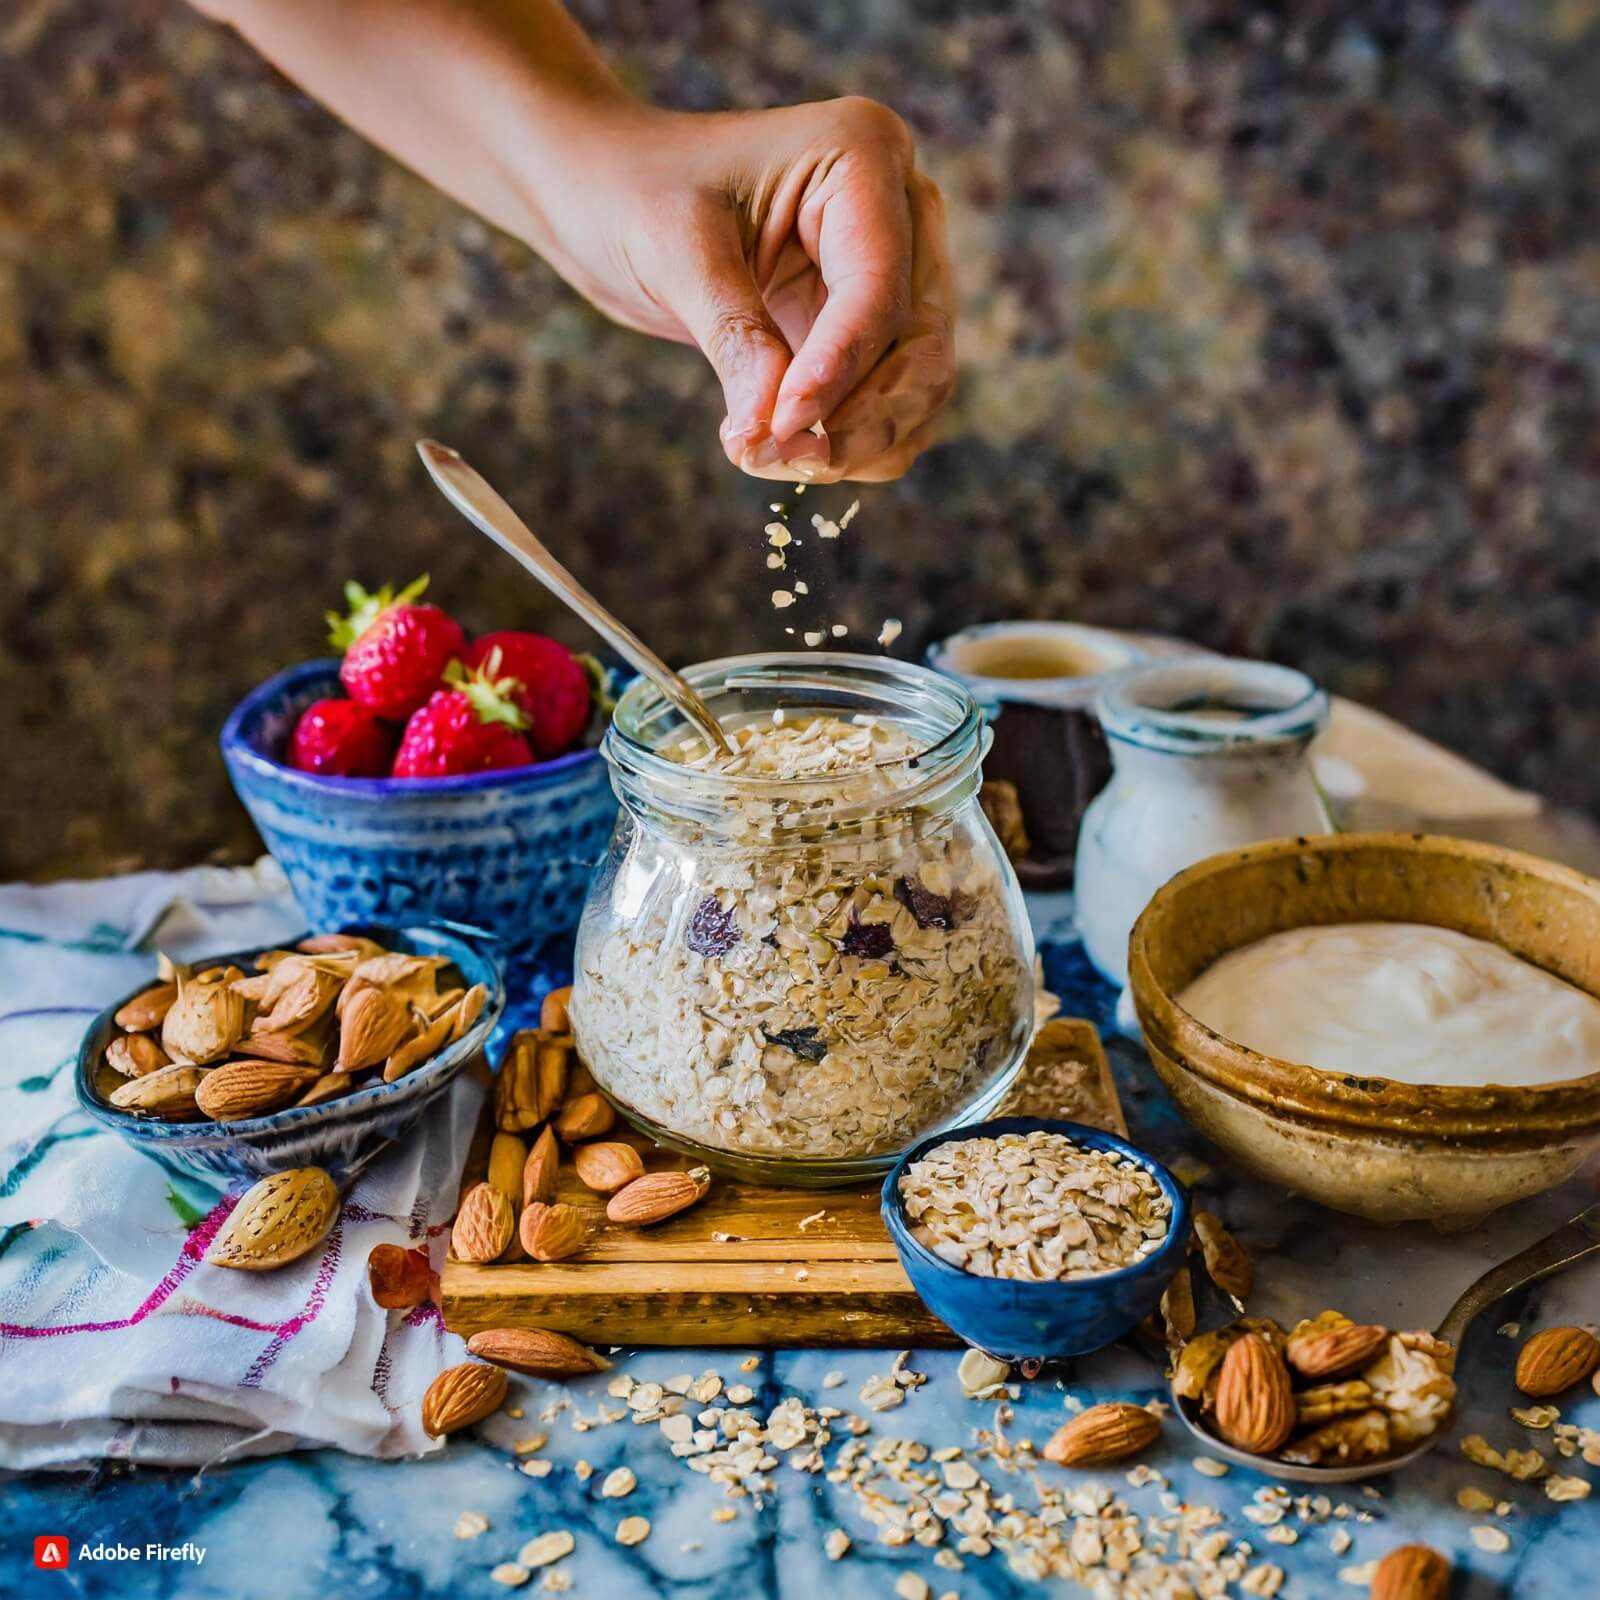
[
  {"x1": 75, "y1": 921, "x2": 505, "y2": 1188},
  {"x1": 881, "y1": 1117, "x2": 1191, "y2": 1362},
  {"x1": 221, "y1": 660, "x2": 618, "y2": 942}
]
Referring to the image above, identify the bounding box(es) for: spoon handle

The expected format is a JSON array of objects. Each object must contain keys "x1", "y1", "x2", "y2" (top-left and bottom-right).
[
  {"x1": 415, "y1": 440, "x2": 733, "y2": 757},
  {"x1": 1433, "y1": 1202, "x2": 1600, "y2": 1348}
]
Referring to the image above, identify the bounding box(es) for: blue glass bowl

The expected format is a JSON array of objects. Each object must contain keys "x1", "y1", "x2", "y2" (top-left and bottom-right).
[
  {"x1": 881, "y1": 1116, "x2": 1192, "y2": 1362},
  {"x1": 220, "y1": 660, "x2": 617, "y2": 942},
  {"x1": 75, "y1": 921, "x2": 504, "y2": 1188}
]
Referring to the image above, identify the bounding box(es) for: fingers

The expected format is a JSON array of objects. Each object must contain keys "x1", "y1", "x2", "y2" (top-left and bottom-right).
[{"x1": 768, "y1": 140, "x2": 915, "y2": 443}]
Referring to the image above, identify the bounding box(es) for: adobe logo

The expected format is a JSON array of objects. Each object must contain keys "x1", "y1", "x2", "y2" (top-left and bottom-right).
[{"x1": 34, "y1": 1536, "x2": 71, "y2": 1570}]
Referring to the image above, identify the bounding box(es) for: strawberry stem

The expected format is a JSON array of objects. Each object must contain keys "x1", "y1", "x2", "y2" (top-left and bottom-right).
[
  {"x1": 326, "y1": 574, "x2": 431, "y2": 650},
  {"x1": 442, "y1": 649, "x2": 530, "y2": 730}
]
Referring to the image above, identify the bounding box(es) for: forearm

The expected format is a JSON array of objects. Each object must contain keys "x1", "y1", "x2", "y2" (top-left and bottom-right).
[{"x1": 193, "y1": 0, "x2": 646, "y2": 260}]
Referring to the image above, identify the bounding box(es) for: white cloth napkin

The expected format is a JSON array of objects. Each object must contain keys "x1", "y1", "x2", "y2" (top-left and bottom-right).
[{"x1": 0, "y1": 861, "x2": 476, "y2": 1469}]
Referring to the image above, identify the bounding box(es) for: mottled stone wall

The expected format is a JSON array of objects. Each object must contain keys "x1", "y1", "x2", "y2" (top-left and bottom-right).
[{"x1": 2, "y1": 0, "x2": 1597, "y2": 879}]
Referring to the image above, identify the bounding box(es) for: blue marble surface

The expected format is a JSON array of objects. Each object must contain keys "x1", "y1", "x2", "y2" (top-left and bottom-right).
[{"x1": 4, "y1": 898, "x2": 1597, "y2": 1598}]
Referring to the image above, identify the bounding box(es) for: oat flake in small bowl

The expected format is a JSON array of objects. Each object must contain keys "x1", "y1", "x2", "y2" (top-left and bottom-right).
[{"x1": 881, "y1": 1117, "x2": 1192, "y2": 1362}]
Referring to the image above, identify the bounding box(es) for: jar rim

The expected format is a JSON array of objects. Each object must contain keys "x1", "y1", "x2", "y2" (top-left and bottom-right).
[
  {"x1": 603, "y1": 651, "x2": 985, "y2": 797},
  {"x1": 1097, "y1": 658, "x2": 1328, "y2": 755}
]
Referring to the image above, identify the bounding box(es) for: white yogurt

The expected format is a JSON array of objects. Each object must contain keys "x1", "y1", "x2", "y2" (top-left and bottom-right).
[{"x1": 1178, "y1": 922, "x2": 1600, "y2": 1088}]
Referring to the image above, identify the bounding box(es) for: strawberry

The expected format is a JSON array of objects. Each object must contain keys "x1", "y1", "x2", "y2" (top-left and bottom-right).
[
  {"x1": 391, "y1": 651, "x2": 535, "y2": 778},
  {"x1": 463, "y1": 631, "x2": 591, "y2": 760},
  {"x1": 288, "y1": 698, "x2": 398, "y2": 777},
  {"x1": 330, "y1": 576, "x2": 467, "y2": 721}
]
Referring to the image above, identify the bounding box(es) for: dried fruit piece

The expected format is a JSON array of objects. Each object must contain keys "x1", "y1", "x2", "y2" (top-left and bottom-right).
[
  {"x1": 196, "y1": 1059, "x2": 321, "y2": 1120},
  {"x1": 895, "y1": 875, "x2": 957, "y2": 929},
  {"x1": 106, "y1": 1032, "x2": 170, "y2": 1078},
  {"x1": 1160, "y1": 1266, "x2": 1196, "y2": 1344},
  {"x1": 520, "y1": 1202, "x2": 590, "y2": 1262},
  {"x1": 452, "y1": 1182, "x2": 515, "y2": 1263},
  {"x1": 466, "y1": 1326, "x2": 611, "y2": 1377},
  {"x1": 1296, "y1": 1379, "x2": 1376, "y2": 1426},
  {"x1": 1516, "y1": 1328, "x2": 1600, "y2": 1397},
  {"x1": 524, "y1": 1125, "x2": 559, "y2": 1207},
  {"x1": 368, "y1": 1242, "x2": 434, "y2": 1308},
  {"x1": 208, "y1": 1167, "x2": 340, "y2": 1271},
  {"x1": 1043, "y1": 1403, "x2": 1161, "y2": 1466},
  {"x1": 762, "y1": 1026, "x2": 828, "y2": 1064},
  {"x1": 540, "y1": 985, "x2": 573, "y2": 1033},
  {"x1": 1288, "y1": 1322, "x2": 1389, "y2": 1381},
  {"x1": 606, "y1": 1168, "x2": 710, "y2": 1226},
  {"x1": 839, "y1": 920, "x2": 895, "y2": 960},
  {"x1": 554, "y1": 1091, "x2": 615, "y2": 1143},
  {"x1": 1282, "y1": 1407, "x2": 1392, "y2": 1467},
  {"x1": 685, "y1": 895, "x2": 740, "y2": 957},
  {"x1": 114, "y1": 982, "x2": 177, "y2": 1032},
  {"x1": 421, "y1": 1361, "x2": 507, "y2": 1437},
  {"x1": 1370, "y1": 1543, "x2": 1450, "y2": 1600},
  {"x1": 338, "y1": 985, "x2": 416, "y2": 1072},
  {"x1": 573, "y1": 1141, "x2": 645, "y2": 1194},
  {"x1": 108, "y1": 1062, "x2": 208, "y2": 1119},
  {"x1": 1214, "y1": 1334, "x2": 1294, "y2": 1455},
  {"x1": 161, "y1": 967, "x2": 248, "y2": 1065},
  {"x1": 1193, "y1": 1210, "x2": 1253, "y2": 1300}
]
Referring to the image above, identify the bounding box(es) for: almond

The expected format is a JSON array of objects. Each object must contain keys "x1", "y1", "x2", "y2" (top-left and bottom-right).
[
  {"x1": 248, "y1": 1019, "x2": 335, "y2": 1068},
  {"x1": 338, "y1": 985, "x2": 416, "y2": 1072},
  {"x1": 495, "y1": 1031, "x2": 566, "y2": 1131},
  {"x1": 451, "y1": 1181, "x2": 514, "y2": 1263},
  {"x1": 249, "y1": 957, "x2": 345, "y2": 1036},
  {"x1": 523, "y1": 1125, "x2": 559, "y2": 1207},
  {"x1": 1043, "y1": 1402, "x2": 1161, "y2": 1466},
  {"x1": 421, "y1": 1361, "x2": 507, "y2": 1438},
  {"x1": 208, "y1": 1167, "x2": 340, "y2": 1271},
  {"x1": 383, "y1": 1009, "x2": 455, "y2": 1082},
  {"x1": 1515, "y1": 1327, "x2": 1600, "y2": 1397},
  {"x1": 555, "y1": 1091, "x2": 615, "y2": 1143},
  {"x1": 195, "y1": 1059, "x2": 320, "y2": 1121},
  {"x1": 1193, "y1": 1210, "x2": 1253, "y2": 1301},
  {"x1": 161, "y1": 968, "x2": 248, "y2": 1065},
  {"x1": 297, "y1": 933, "x2": 386, "y2": 958},
  {"x1": 1288, "y1": 1321, "x2": 1389, "y2": 1381},
  {"x1": 466, "y1": 1326, "x2": 611, "y2": 1377},
  {"x1": 606, "y1": 1167, "x2": 710, "y2": 1226},
  {"x1": 1370, "y1": 1543, "x2": 1450, "y2": 1600},
  {"x1": 114, "y1": 981, "x2": 177, "y2": 1031},
  {"x1": 296, "y1": 1071, "x2": 360, "y2": 1107},
  {"x1": 573, "y1": 1141, "x2": 645, "y2": 1195},
  {"x1": 540, "y1": 985, "x2": 573, "y2": 1033},
  {"x1": 488, "y1": 1132, "x2": 527, "y2": 1209},
  {"x1": 1214, "y1": 1333, "x2": 1295, "y2": 1455},
  {"x1": 449, "y1": 982, "x2": 488, "y2": 1040},
  {"x1": 367, "y1": 1243, "x2": 435, "y2": 1309},
  {"x1": 520, "y1": 1201, "x2": 591, "y2": 1261},
  {"x1": 106, "y1": 1032, "x2": 170, "y2": 1078},
  {"x1": 108, "y1": 1062, "x2": 208, "y2": 1119}
]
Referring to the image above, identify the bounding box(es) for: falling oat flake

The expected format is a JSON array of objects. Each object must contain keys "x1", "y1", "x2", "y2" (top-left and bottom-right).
[
  {"x1": 772, "y1": 590, "x2": 795, "y2": 609},
  {"x1": 878, "y1": 617, "x2": 903, "y2": 649}
]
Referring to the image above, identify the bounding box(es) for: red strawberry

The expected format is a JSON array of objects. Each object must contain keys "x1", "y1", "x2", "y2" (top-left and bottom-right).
[
  {"x1": 463, "y1": 631, "x2": 591, "y2": 760},
  {"x1": 288, "y1": 698, "x2": 397, "y2": 778},
  {"x1": 391, "y1": 651, "x2": 535, "y2": 778},
  {"x1": 330, "y1": 576, "x2": 467, "y2": 721}
]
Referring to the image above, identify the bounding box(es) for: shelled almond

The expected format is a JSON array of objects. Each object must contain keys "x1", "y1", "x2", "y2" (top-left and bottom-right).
[
  {"x1": 96, "y1": 935, "x2": 491, "y2": 1123},
  {"x1": 1515, "y1": 1327, "x2": 1600, "y2": 1397}
]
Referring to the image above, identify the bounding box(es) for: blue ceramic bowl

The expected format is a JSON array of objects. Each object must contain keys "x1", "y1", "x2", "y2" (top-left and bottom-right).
[
  {"x1": 221, "y1": 660, "x2": 618, "y2": 941},
  {"x1": 881, "y1": 1117, "x2": 1191, "y2": 1362},
  {"x1": 75, "y1": 921, "x2": 504, "y2": 1188}
]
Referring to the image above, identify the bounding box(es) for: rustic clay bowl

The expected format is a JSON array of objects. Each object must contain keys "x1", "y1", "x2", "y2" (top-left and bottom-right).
[{"x1": 1128, "y1": 833, "x2": 1600, "y2": 1223}]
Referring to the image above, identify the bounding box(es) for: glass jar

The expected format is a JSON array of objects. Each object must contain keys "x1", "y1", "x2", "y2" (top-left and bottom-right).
[
  {"x1": 569, "y1": 653, "x2": 1036, "y2": 1186},
  {"x1": 1074, "y1": 657, "x2": 1333, "y2": 988}
]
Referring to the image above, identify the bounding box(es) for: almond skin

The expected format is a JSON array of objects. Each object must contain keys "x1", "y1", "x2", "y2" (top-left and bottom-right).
[
  {"x1": 208, "y1": 1167, "x2": 340, "y2": 1271},
  {"x1": 337, "y1": 984, "x2": 415, "y2": 1072},
  {"x1": 451, "y1": 1181, "x2": 515, "y2": 1263},
  {"x1": 421, "y1": 1361, "x2": 508, "y2": 1438},
  {"x1": 1287, "y1": 1322, "x2": 1389, "y2": 1381},
  {"x1": 554, "y1": 1090, "x2": 615, "y2": 1143},
  {"x1": 195, "y1": 1059, "x2": 320, "y2": 1121},
  {"x1": 1370, "y1": 1543, "x2": 1450, "y2": 1600},
  {"x1": 1515, "y1": 1327, "x2": 1600, "y2": 1397},
  {"x1": 106, "y1": 1032, "x2": 170, "y2": 1078},
  {"x1": 520, "y1": 1201, "x2": 591, "y2": 1262},
  {"x1": 1043, "y1": 1403, "x2": 1160, "y2": 1466},
  {"x1": 466, "y1": 1327, "x2": 611, "y2": 1377},
  {"x1": 114, "y1": 982, "x2": 177, "y2": 1032},
  {"x1": 523, "y1": 1125, "x2": 559, "y2": 1207},
  {"x1": 1193, "y1": 1210, "x2": 1253, "y2": 1300},
  {"x1": 1214, "y1": 1333, "x2": 1295, "y2": 1455},
  {"x1": 573, "y1": 1141, "x2": 646, "y2": 1195},
  {"x1": 606, "y1": 1167, "x2": 711, "y2": 1226}
]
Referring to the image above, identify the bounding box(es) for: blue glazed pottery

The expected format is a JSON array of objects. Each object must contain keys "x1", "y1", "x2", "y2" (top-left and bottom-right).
[
  {"x1": 220, "y1": 659, "x2": 617, "y2": 943},
  {"x1": 881, "y1": 1116, "x2": 1191, "y2": 1362},
  {"x1": 75, "y1": 921, "x2": 504, "y2": 1188}
]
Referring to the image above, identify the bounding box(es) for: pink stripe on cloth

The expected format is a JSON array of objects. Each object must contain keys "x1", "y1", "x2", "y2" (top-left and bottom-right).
[{"x1": 239, "y1": 1225, "x2": 343, "y2": 1388}]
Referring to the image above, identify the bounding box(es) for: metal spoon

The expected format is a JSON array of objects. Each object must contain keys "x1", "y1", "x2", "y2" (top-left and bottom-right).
[
  {"x1": 1170, "y1": 1202, "x2": 1600, "y2": 1483},
  {"x1": 415, "y1": 439, "x2": 733, "y2": 758}
]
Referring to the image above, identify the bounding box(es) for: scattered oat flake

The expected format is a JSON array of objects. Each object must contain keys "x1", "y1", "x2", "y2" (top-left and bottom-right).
[
  {"x1": 878, "y1": 618, "x2": 903, "y2": 648},
  {"x1": 795, "y1": 581, "x2": 809, "y2": 595},
  {"x1": 491, "y1": 1564, "x2": 530, "y2": 1588},
  {"x1": 1471, "y1": 1525, "x2": 1511, "y2": 1553},
  {"x1": 825, "y1": 1528, "x2": 852, "y2": 1561},
  {"x1": 766, "y1": 552, "x2": 786, "y2": 570},
  {"x1": 798, "y1": 1209, "x2": 826, "y2": 1230},
  {"x1": 616, "y1": 1516, "x2": 651, "y2": 1547},
  {"x1": 1456, "y1": 1486, "x2": 1497, "y2": 1512},
  {"x1": 739, "y1": 1356, "x2": 760, "y2": 1372},
  {"x1": 541, "y1": 1575, "x2": 571, "y2": 1595},
  {"x1": 1498, "y1": 1321, "x2": 1521, "y2": 1338},
  {"x1": 1512, "y1": 1404, "x2": 1561, "y2": 1429},
  {"x1": 894, "y1": 1576, "x2": 931, "y2": 1600},
  {"x1": 822, "y1": 1370, "x2": 846, "y2": 1389},
  {"x1": 766, "y1": 523, "x2": 792, "y2": 547},
  {"x1": 520, "y1": 1460, "x2": 553, "y2": 1478},
  {"x1": 513, "y1": 1432, "x2": 548, "y2": 1453},
  {"x1": 1193, "y1": 1456, "x2": 1230, "y2": 1478},
  {"x1": 1545, "y1": 1474, "x2": 1591, "y2": 1501},
  {"x1": 574, "y1": 1460, "x2": 593, "y2": 1481},
  {"x1": 772, "y1": 590, "x2": 795, "y2": 609},
  {"x1": 711, "y1": 1506, "x2": 737, "y2": 1523},
  {"x1": 727, "y1": 1384, "x2": 756, "y2": 1405},
  {"x1": 1328, "y1": 1527, "x2": 1352, "y2": 1555},
  {"x1": 831, "y1": 623, "x2": 848, "y2": 637},
  {"x1": 804, "y1": 631, "x2": 825, "y2": 647},
  {"x1": 1338, "y1": 1562, "x2": 1376, "y2": 1586},
  {"x1": 519, "y1": 1532, "x2": 575, "y2": 1569},
  {"x1": 454, "y1": 1511, "x2": 490, "y2": 1540},
  {"x1": 1241, "y1": 1565, "x2": 1285, "y2": 1597},
  {"x1": 600, "y1": 1466, "x2": 636, "y2": 1498},
  {"x1": 840, "y1": 499, "x2": 861, "y2": 529}
]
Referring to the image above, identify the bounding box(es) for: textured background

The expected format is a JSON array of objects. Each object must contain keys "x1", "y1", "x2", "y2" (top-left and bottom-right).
[{"x1": 2, "y1": 0, "x2": 1598, "y2": 880}]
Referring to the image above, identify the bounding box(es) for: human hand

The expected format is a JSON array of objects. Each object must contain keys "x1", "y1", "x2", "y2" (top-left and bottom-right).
[{"x1": 532, "y1": 96, "x2": 955, "y2": 483}]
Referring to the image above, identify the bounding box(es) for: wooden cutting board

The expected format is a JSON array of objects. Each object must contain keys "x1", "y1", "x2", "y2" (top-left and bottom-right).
[{"x1": 441, "y1": 1018, "x2": 1124, "y2": 1348}]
